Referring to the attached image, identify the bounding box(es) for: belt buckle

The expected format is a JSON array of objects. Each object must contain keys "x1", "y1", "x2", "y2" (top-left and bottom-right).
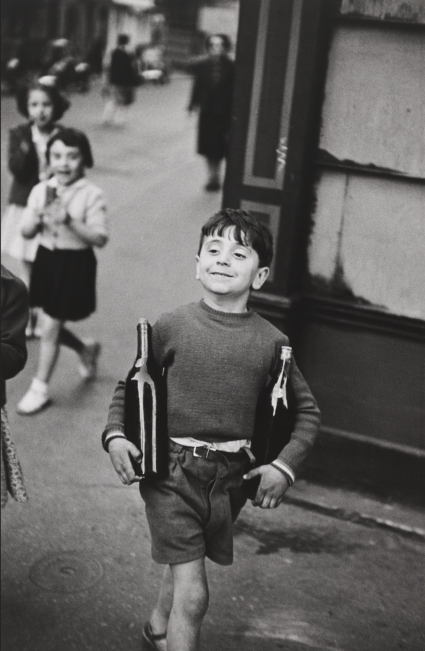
[{"x1": 193, "y1": 446, "x2": 208, "y2": 458}]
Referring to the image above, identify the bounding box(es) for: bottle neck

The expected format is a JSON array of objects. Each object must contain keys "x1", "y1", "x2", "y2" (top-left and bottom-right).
[{"x1": 136, "y1": 321, "x2": 149, "y2": 367}]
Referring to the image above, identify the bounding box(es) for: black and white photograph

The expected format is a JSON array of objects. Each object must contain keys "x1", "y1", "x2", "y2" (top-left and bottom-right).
[{"x1": 1, "y1": 1, "x2": 424, "y2": 650}]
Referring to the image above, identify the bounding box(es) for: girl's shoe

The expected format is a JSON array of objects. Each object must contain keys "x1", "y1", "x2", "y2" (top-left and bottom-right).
[
  {"x1": 78, "y1": 341, "x2": 101, "y2": 381},
  {"x1": 142, "y1": 622, "x2": 167, "y2": 651},
  {"x1": 17, "y1": 378, "x2": 51, "y2": 415}
]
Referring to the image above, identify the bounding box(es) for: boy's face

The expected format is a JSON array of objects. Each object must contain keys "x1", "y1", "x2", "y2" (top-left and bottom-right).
[
  {"x1": 49, "y1": 140, "x2": 84, "y2": 186},
  {"x1": 196, "y1": 227, "x2": 269, "y2": 306}
]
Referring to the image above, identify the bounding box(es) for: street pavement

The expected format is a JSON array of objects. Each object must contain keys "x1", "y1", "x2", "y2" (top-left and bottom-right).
[{"x1": 1, "y1": 77, "x2": 425, "y2": 651}]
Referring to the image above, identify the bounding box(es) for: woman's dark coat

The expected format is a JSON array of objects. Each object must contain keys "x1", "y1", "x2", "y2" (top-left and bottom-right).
[
  {"x1": 1, "y1": 265, "x2": 29, "y2": 407},
  {"x1": 188, "y1": 56, "x2": 234, "y2": 161}
]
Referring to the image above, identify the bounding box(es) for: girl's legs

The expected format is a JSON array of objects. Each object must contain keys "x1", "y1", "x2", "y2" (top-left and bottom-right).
[
  {"x1": 59, "y1": 326, "x2": 101, "y2": 381},
  {"x1": 102, "y1": 96, "x2": 117, "y2": 125},
  {"x1": 17, "y1": 314, "x2": 101, "y2": 413},
  {"x1": 19, "y1": 261, "x2": 40, "y2": 337},
  {"x1": 59, "y1": 327, "x2": 85, "y2": 355},
  {"x1": 17, "y1": 313, "x2": 62, "y2": 414},
  {"x1": 36, "y1": 314, "x2": 63, "y2": 383},
  {"x1": 167, "y1": 557, "x2": 209, "y2": 651}
]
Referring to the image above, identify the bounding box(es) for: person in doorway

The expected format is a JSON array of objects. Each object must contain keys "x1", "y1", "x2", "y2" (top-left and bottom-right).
[
  {"x1": 1, "y1": 264, "x2": 29, "y2": 507},
  {"x1": 188, "y1": 34, "x2": 234, "y2": 192},
  {"x1": 1, "y1": 78, "x2": 69, "y2": 337},
  {"x1": 102, "y1": 34, "x2": 138, "y2": 126},
  {"x1": 102, "y1": 209, "x2": 320, "y2": 651},
  {"x1": 17, "y1": 129, "x2": 108, "y2": 416}
]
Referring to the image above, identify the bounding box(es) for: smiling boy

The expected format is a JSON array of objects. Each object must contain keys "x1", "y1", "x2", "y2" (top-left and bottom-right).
[{"x1": 102, "y1": 209, "x2": 320, "y2": 651}]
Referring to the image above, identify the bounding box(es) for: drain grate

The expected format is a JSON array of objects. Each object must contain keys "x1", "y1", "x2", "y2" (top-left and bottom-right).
[{"x1": 29, "y1": 551, "x2": 104, "y2": 593}]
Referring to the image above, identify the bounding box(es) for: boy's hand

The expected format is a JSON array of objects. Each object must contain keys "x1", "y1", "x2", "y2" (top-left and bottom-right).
[
  {"x1": 108, "y1": 438, "x2": 142, "y2": 485},
  {"x1": 244, "y1": 464, "x2": 289, "y2": 509}
]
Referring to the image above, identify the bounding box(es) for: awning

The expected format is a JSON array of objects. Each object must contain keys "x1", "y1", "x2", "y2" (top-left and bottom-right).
[{"x1": 111, "y1": 0, "x2": 155, "y2": 10}]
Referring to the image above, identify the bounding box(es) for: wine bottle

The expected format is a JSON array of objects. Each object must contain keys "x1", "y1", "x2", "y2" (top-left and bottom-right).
[
  {"x1": 124, "y1": 319, "x2": 166, "y2": 478},
  {"x1": 243, "y1": 346, "x2": 293, "y2": 500}
]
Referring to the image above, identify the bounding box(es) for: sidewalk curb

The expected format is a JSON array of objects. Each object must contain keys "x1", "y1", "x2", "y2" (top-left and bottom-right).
[{"x1": 285, "y1": 495, "x2": 425, "y2": 543}]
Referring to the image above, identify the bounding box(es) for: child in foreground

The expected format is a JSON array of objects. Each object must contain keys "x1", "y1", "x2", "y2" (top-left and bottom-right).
[
  {"x1": 102, "y1": 209, "x2": 320, "y2": 651},
  {"x1": 17, "y1": 128, "x2": 108, "y2": 415}
]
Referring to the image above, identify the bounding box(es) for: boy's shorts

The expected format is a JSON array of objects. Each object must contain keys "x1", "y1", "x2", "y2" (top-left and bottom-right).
[{"x1": 139, "y1": 440, "x2": 250, "y2": 566}]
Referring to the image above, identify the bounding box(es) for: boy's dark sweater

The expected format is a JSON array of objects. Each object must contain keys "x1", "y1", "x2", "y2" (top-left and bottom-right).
[{"x1": 104, "y1": 301, "x2": 321, "y2": 478}]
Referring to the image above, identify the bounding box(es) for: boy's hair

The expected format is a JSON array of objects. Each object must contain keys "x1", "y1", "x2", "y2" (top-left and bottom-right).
[
  {"x1": 16, "y1": 78, "x2": 70, "y2": 121},
  {"x1": 46, "y1": 128, "x2": 94, "y2": 168},
  {"x1": 198, "y1": 209, "x2": 274, "y2": 268}
]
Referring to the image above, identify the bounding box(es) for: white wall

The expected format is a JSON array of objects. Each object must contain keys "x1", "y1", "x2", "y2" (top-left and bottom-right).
[{"x1": 308, "y1": 23, "x2": 425, "y2": 320}]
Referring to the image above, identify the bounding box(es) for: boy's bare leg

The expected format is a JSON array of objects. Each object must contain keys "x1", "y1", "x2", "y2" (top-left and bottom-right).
[
  {"x1": 167, "y1": 557, "x2": 209, "y2": 651},
  {"x1": 149, "y1": 565, "x2": 174, "y2": 648}
]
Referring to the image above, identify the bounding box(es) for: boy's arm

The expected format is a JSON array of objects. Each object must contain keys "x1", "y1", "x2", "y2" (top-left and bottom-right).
[
  {"x1": 244, "y1": 356, "x2": 321, "y2": 508},
  {"x1": 101, "y1": 380, "x2": 142, "y2": 484},
  {"x1": 101, "y1": 380, "x2": 126, "y2": 450},
  {"x1": 273, "y1": 357, "x2": 321, "y2": 477}
]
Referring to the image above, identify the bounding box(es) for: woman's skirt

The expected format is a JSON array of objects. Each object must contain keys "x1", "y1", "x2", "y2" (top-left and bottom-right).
[
  {"x1": 29, "y1": 245, "x2": 97, "y2": 321},
  {"x1": 1, "y1": 204, "x2": 40, "y2": 263},
  {"x1": 197, "y1": 111, "x2": 230, "y2": 161},
  {"x1": 1, "y1": 407, "x2": 28, "y2": 508}
]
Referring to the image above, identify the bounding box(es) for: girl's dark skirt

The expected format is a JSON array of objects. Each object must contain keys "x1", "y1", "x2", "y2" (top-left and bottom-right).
[{"x1": 29, "y1": 245, "x2": 97, "y2": 321}]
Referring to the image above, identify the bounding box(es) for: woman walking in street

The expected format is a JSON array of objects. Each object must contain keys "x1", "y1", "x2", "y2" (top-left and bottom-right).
[
  {"x1": 17, "y1": 129, "x2": 108, "y2": 416},
  {"x1": 188, "y1": 34, "x2": 234, "y2": 191}
]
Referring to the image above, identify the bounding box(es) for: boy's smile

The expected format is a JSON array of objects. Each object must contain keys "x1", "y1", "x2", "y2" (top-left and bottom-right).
[{"x1": 196, "y1": 227, "x2": 269, "y2": 311}]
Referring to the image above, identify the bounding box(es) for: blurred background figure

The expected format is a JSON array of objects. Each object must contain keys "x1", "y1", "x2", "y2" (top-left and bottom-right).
[
  {"x1": 136, "y1": 43, "x2": 169, "y2": 86},
  {"x1": 1, "y1": 264, "x2": 29, "y2": 508},
  {"x1": 45, "y1": 39, "x2": 76, "y2": 90},
  {"x1": 1, "y1": 78, "x2": 70, "y2": 338},
  {"x1": 102, "y1": 33, "x2": 138, "y2": 127},
  {"x1": 187, "y1": 33, "x2": 234, "y2": 192}
]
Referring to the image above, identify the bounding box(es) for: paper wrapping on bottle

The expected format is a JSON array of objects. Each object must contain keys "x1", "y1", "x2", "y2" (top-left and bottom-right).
[{"x1": 271, "y1": 346, "x2": 292, "y2": 414}]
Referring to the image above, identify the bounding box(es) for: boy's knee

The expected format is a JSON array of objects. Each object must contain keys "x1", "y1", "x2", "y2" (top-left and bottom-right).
[{"x1": 175, "y1": 583, "x2": 209, "y2": 621}]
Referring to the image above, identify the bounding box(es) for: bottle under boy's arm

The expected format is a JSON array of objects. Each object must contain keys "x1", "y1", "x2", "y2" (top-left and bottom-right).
[
  {"x1": 245, "y1": 345, "x2": 321, "y2": 499},
  {"x1": 271, "y1": 355, "x2": 321, "y2": 480},
  {"x1": 125, "y1": 319, "x2": 157, "y2": 476},
  {"x1": 102, "y1": 319, "x2": 166, "y2": 477}
]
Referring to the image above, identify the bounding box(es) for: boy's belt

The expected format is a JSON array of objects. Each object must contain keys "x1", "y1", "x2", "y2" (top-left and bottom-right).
[{"x1": 172, "y1": 442, "x2": 249, "y2": 463}]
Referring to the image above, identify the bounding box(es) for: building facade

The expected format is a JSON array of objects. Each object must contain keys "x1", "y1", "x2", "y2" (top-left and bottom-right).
[
  {"x1": 1, "y1": 0, "x2": 109, "y2": 62},
  {"x1": 223, "y1": 0, "x2": 425, "y2": 500}
]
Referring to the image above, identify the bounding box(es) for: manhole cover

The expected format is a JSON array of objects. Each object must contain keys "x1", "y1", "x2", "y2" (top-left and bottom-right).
[{"x1": 29, "y1": 552, "x2": 104, "y2": 593}]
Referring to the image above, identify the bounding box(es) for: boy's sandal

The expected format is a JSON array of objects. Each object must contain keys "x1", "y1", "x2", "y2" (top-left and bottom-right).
[{"x1": 142, "y1": 621, "x2": 166, "y2": 651}]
